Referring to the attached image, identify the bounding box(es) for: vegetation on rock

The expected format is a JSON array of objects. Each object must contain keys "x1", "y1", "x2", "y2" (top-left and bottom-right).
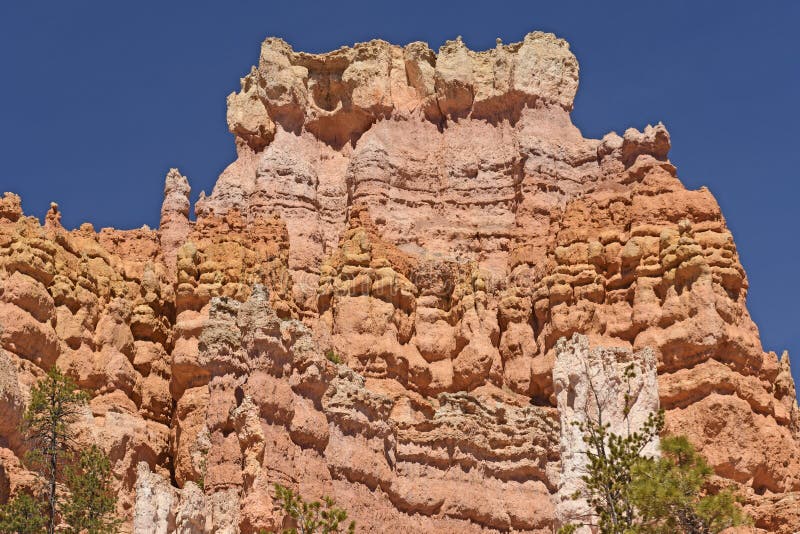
[
  {"x1": 61, "y1": 445, "x2": 121, "y2": 534},
  {"x1": 0, "y1": 367, "x2": 119, "y2": 534},
  {"x1": 324, "y1": 349, "x2": 342, "y2": 365},
  {"x1": 21, "y1": 366, "x2": 88, "y2": 534},
  {"x1": 0, "y1": 492, "x2": 46, "y2": 534},
  {"x1": 274, "y1": 483, "x2": 355, "y2": 534},
  {"x1": 560, "y1": 408, "x2": 748, "y2": 533},
  {"x1": 630, "y1": 435, "x2": 748, "y2": 533}
]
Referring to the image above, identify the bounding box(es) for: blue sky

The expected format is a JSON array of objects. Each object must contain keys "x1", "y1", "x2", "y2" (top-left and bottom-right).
[{"x1": 1, "y1": 1, "x2": 798, "y2": 391}]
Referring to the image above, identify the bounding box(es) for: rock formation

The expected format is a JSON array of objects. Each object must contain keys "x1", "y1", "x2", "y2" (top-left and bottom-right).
[
  {"x1": 0, "y1": 31, "x2": 798, "y2": 532},
  {"x1": 554, "y1": 334, "x2": 660, "y2": 531}
]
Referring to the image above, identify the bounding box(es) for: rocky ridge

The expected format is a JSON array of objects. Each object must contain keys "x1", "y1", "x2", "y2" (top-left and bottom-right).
[{"x1": 0, "y1": 31, "x2": 798, "y2": 532}]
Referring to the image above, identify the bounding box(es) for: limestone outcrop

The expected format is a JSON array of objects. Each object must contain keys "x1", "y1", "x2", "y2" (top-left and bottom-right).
[
  {"x1": 0, "y1": 30, "x2": 798, "y2": 532},
  {"x1": 554, "y1": 334, "x2": 660, "y2": 531}
]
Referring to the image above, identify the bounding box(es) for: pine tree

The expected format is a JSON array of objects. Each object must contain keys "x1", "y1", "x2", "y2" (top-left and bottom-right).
[
  {"x1": 0, "y1": 492, "x2": 46, "y2": 534},
  {"x1": 559, "y1": 361, "x2": 748, "y2": 534},
  {"x1": 571, "y1": 409, "x2": 665, "y2": 533},
  {"x1": 20, "y1": 366, "x2": 87, "y2": 534},
  {"x1": 630, "y1": 436, "x2": 748, "y2": 533},
  {"x1": 61, "y1": 445, "x2": 120, "y2": 534},
  {"x1": 274, "y1": 484, "x2": 355, "y2": 534},
  {"x1": 560, "y1": 413, "x2": 749, "y2": 534}
]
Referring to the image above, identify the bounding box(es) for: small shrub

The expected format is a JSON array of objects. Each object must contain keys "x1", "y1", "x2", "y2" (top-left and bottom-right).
[
  {"x1": 196, "y1": 450, "x2": 208, "y2": 491},
  {"x1": 324, "y1": 350, "x2": 342, "y2": 365},
  {"x1": 274, "y1": 484, "x2": 354, "y2": 534}
]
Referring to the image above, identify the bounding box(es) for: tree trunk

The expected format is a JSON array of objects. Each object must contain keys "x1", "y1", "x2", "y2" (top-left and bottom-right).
[{"x1": 47, "y1": 413, "x2": 57, "y2": 534}]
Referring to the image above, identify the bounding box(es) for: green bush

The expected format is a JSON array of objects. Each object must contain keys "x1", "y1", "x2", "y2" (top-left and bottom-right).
[
  {"x1": 0, "y1": 492, "x2": 46, "y2": 534},
  {"x1": 324, "y1": 350, "x2": 342, "y2": 365},
  {"x1": 274, "y1": 484, "x2": 354, "y2": 534},
  {"x1": 560, "y1": 411, "x2": 748, "y2": 534},
  {"x1": 61, "y1": 445, "x2": 121, "y2": 534},
  {"x1": 630, "y1": 435, "x2": 748, "y2": 533}
]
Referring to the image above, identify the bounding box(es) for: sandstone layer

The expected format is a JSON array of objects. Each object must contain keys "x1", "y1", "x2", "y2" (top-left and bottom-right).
[{"x1": 0, "y1": 31, "x2": 797, "y2": 533}]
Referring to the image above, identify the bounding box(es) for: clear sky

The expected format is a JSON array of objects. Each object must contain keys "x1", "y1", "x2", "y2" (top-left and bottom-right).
[{"x1": 1, "y1": 1, "x2": 798, "y2": 391}]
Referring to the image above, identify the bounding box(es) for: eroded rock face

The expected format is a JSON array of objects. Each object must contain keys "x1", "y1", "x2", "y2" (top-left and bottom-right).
[
  {"x1": 554, "y1": 334, "x2": 659, "y2": 531},
  {"x1": 0, "y1": 30, "x2": 798, "y2": 532}
]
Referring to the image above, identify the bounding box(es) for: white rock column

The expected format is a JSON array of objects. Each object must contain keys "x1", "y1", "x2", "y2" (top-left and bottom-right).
[
  {"x1": 134, "y1": 462, "x2": 176, "y2": 534},
  {"x1": 553, "y1": 334, "x2": 659, "y2": 532},
  {"x1": 135, "y1": 462, "x2": 209, "y2": 534}
]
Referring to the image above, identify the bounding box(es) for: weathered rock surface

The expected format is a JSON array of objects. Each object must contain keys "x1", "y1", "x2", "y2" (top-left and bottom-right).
[
  {"x1": 554, "y1": 334, "x2": 660, "y2": 531},
  {"x1": 0, "y1": 30, "x2": 798, "y2": 532}
]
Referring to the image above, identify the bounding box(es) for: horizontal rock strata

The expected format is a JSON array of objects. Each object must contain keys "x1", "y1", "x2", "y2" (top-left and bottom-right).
[{"x1": 0, "y1": 31, "x2": 797, "y2": 532}]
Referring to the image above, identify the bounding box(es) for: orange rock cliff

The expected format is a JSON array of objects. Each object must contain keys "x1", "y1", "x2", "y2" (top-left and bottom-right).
[{"x1": 0, "y1": 31, "x2": 798, "y2": 533}]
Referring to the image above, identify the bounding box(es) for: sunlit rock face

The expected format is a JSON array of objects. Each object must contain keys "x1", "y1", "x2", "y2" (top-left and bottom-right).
[
  {"x1": 0, "y1": 30, "x2": 798, "y2": 533},
  {"x1": 554, "y1": 334, "x2": 660, "y2": 532}
]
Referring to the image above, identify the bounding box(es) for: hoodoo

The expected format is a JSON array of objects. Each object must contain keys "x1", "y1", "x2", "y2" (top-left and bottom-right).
[{"x1": 0, "y1": 31, "x2": 797, "y2": 532}]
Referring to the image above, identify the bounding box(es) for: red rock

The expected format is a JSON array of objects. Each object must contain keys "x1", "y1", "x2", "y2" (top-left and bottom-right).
[{"x1": 0, "y1": 30, "x2": 795, "y2": 533}]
